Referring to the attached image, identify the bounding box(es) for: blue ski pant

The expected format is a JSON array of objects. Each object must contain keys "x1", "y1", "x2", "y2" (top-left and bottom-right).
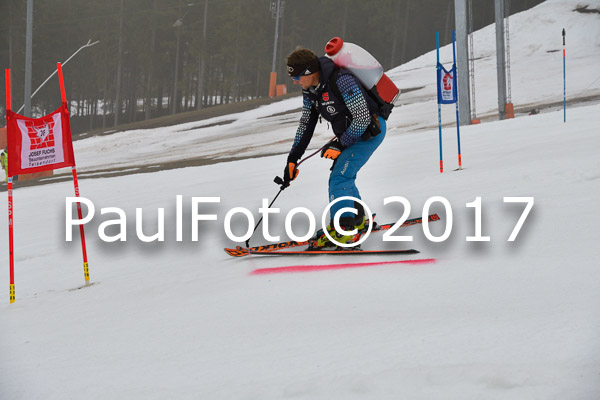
[{"x1": 328, "y1": 116, "x2": 386, "y2": 222}]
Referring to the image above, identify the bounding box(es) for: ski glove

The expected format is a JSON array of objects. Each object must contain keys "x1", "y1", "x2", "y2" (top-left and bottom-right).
[
  {"x1": 321, "y1": 140, "x2": 344, "y2": 160},
  {"x1": 282, "y1": 161, "x2": 299, "y2": 187}
]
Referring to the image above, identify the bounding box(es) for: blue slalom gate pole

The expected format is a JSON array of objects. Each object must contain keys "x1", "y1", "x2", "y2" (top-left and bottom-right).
[
  {"x1": 563, "y1": 28, "x2": 566, "y2": 123},
  {"x1": 436, "y1": 32, "x2": 444, "y2": 173},
  {"x1": 452, "y1": 30, "x2": 463, "y2": 170}
]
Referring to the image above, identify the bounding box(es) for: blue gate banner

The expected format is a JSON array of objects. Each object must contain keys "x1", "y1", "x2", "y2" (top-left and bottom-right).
[{"x1": 437, "y1": 63, "x2": 458, "y2": 104}]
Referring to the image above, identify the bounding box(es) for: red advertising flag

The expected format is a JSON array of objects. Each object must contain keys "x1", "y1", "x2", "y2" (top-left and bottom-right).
[{"x1": 6, "y1": 104, "x2": 76, "y2": 177}]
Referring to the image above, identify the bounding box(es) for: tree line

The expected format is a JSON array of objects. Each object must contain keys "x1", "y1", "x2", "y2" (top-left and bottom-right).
[{"x1": 0, "y1": 0, "x2": 544, "y2": 134}]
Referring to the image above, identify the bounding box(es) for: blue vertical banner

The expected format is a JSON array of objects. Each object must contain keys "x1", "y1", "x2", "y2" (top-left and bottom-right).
[{"x1": 437, "y1": 64, "x2": 458, "y2": 104}]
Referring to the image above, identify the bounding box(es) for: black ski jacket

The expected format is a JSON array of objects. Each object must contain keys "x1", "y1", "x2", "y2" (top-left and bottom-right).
[{"x1": 288, "y1": 56, "x2": 380, "y2": 164}]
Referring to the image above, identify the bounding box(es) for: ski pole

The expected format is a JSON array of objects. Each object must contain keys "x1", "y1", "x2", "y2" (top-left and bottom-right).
[
  {"x1": 297, "y1": 137, "x2": 336, "y2": 166},
  {"x1": 245, "y1": 185, "x2": 285, "y2": 248},
  {"x1": 273, "y1": 137, "x2": 336, "y2": 189},
  {"x1": 246, "y1": 138, "x2": 336, "y2": 248}
]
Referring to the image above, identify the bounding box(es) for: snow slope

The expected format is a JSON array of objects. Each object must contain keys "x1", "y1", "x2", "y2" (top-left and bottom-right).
[{"x1": 1, "y1": 1, "x2": 600, "y2": 399}]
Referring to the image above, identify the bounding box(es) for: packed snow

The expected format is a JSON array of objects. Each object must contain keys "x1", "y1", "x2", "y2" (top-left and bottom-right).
[{"x1": 1, "y1": 0, "x2": 599, "y2": 399}]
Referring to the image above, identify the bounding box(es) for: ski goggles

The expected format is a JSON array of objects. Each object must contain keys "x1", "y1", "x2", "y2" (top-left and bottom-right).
[{"x1": 291, "y1": 67, "x2": 310, "y2": 81}]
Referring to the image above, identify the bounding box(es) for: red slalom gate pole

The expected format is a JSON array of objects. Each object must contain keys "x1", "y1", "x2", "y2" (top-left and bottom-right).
[
  {"x1": 6, "y1": 68, "x2": 15, "y2": 303},
  {"x1": 8, "y1": 178, "x2": 15, "y2": 303},
  {"x1": 71, "y1": 167, "x2": 90, "y2": 284},
  {"x1": 5, "y1": 69, "x2": 10, "y2": 111},
  {"x1": 57, "y1": 63, "x2": 67, "y2": 103},
  {"x1": 58, "y1": 63, "x2": 90, "y2": 285}
]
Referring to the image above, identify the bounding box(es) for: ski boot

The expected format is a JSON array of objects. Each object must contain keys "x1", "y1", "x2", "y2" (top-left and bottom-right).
[{"x1": 308, "y1": 216, "x2": 363, "y2": 250}]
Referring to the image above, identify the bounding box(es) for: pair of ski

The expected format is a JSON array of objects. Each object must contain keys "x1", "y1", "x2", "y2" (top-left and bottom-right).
[{"x1": 224, "y1": 213, "x2": 440, "y2": 257}]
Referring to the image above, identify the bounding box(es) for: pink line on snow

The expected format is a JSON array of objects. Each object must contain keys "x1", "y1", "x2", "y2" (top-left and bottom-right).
[{"x1": 250, "y1": 258, "x2": 436, "y2": 275}]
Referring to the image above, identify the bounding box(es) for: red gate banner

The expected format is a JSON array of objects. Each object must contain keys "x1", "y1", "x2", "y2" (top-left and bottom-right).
[{"x1": 6, "y1": 104, "x2": 75, "y2": 177}]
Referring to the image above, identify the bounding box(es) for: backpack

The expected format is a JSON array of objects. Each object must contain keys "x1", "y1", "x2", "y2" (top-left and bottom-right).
[
  {"x1": 324, "y1": 37, "x2": 399, "y2": 120},
  {"x1": 327, "y1": 68, "x2": 394, "y2": 121},
  {"x1": 327, "y1": 69, "x2": 384, "y2": 141}
]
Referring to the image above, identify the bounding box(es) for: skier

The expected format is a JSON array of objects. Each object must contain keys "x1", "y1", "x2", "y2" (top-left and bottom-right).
[
  {"x1": 282, "y1": 47, "x2": 386, "y2": 248},
  {"x1": 1, "y1": 149, "x2": 8, "y2": 181}
]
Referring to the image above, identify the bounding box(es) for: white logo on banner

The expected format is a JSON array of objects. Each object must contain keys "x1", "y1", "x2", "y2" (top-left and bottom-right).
[
  {"x1": 441, "y1": 72, "x2": 454, "y2": 102},
  {"x1": 34, "y1": 124, "x2": 51, "y2": 144}
]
